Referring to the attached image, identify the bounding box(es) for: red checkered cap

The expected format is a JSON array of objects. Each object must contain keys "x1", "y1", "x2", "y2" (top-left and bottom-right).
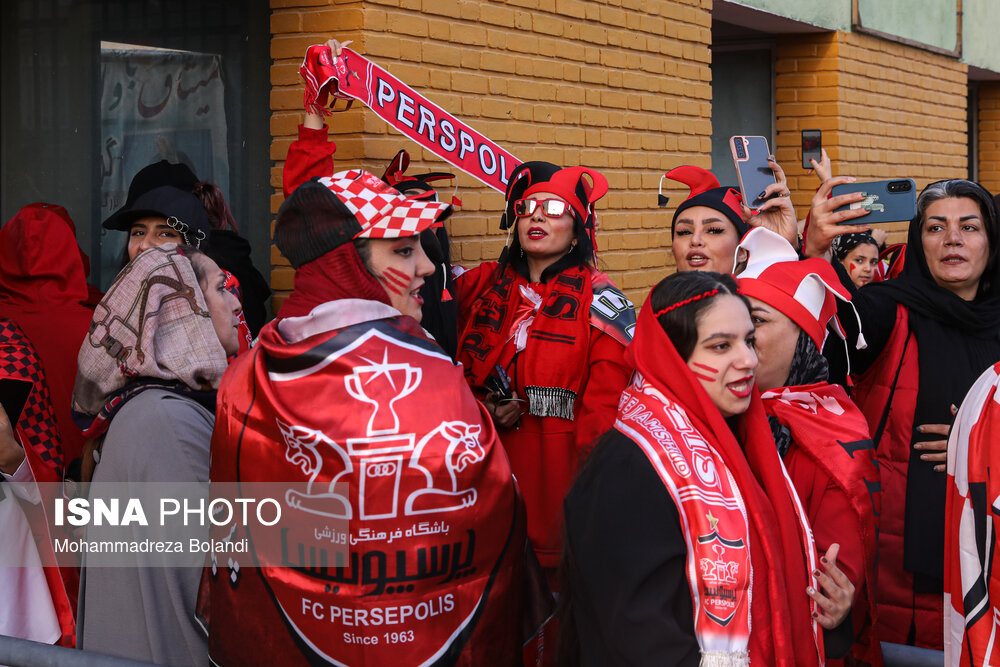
[{"x1": 317, "y1": 170, "x2": 451, "y2": 239}]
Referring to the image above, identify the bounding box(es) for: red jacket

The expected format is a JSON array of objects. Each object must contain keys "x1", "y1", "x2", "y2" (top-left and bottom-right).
[
  {"x1": 0, "y1": 203, "x2": 94, "y2": 468},
  {"x1": 283, "y1": 124, "x2": 336, "y2": 198},
  {"x1": 763, "y1": 382, "x2": 882, "y2": 665},
  {"x1": 851, "y1": 305, "x2": 943, "y2": 649},
  {"x1": 456, "y1": 262, "x2": 633, "y2": 571}
]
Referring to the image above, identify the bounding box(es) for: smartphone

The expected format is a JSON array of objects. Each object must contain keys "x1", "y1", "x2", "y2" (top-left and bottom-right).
[
  {"x1": 802, "y1": 129, "x2": 822, "y2": 170},
  {"x1": 832, "y1": 179, "x2": 917, "y2": 225},
  {"x1": 484, "y1": 365, "x2": 513, "y2": 402},
  {"x1": 730, "y1": 136, "x2": 776, "y2": 210},
  {"x1": 0, "y1": 378, "x2": 33, "y2": 426}
]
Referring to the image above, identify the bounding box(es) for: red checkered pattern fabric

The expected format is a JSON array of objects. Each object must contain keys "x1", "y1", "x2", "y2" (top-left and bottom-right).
[
  {"x1": 0, "y1": 318, "x2": 63, "y2": 476},
  {"x1": 318, "y1": 170, "x2": 449, "y2": 239}
]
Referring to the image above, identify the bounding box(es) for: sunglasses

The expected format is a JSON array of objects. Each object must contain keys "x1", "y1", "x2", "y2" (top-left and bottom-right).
[{"x1": 513, "y1": 198, "x2": 572, "y2": 219}]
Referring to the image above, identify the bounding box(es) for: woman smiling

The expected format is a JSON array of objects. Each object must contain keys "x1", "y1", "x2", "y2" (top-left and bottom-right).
[{"x1": 562, "y1": 271, "x2": 835, "y2": 666}]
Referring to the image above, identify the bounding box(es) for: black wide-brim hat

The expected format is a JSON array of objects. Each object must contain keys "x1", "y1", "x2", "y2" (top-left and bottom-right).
[{"x1": 102, "y1": 185, "x2": 211, "y2": 247}]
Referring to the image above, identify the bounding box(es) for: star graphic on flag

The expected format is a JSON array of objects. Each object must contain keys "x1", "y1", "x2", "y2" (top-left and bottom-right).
[
  {"x1": 359, "y1": 348, "x2": 397, "y2": 389},
  {"x1": 707, "y1": 511, "x2": 719, "y2": 532}
]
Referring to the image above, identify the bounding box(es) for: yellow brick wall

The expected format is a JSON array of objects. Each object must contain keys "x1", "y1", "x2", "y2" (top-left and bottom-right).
[
  {"x1": 268, "y1": 0, "x2": 713, "y2": 310},
  {"x1": 979, "y1": 82, "x2": 1000, "y2": 195},
  {"x1": 775, "y1": 31, "x2": 968, "y2": 244}
]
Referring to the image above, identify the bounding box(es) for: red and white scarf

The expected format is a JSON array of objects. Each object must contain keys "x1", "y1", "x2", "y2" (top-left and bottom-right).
[
  {"x1": 945, "y1": 361, "x2": 1000, "y2": 667},
  {"x1": 618, "y1": 303, "x2": 823, "y2": 666},
  {"x1": 306, "y1": 46, "x2": 520, "y2": 194},
  {"x1": 457, "y1": 264, "x2": 632, "y2": 420}
]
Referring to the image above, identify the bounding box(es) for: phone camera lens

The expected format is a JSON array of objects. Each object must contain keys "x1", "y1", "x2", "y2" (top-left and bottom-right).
[{"x1": 735, "y1": 142, "x2": 746, "y2": 158}]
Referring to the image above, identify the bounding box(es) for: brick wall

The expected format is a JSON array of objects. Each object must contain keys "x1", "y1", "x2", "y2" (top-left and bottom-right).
[
  {"x1": 979, "y1": 82, "x2": 1000, "y2": 195},
  {"x1": 775, "y1": 31, "x2": 968, "y2": 244},
  {"x1": 268, "y1": 0, "x2": 713, "y2": 309}
]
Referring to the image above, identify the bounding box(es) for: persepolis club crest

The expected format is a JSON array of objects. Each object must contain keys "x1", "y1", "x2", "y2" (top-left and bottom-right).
[
  {"x1": 697, "y1": 511, "x2": 748, "y2": 627},
  {"x1": 237, "y1": 320, "x2": 518, "y2": 665}
]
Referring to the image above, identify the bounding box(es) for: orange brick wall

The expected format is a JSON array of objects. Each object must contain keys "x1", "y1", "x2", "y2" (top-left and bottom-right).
[
  {"x1": 775, "y1": 31, "x2": 968, "y2": 244},
  {"x1": 268, "y1": 0, "x2": 714, "y2": 309},
  {"x1": 979, "y1": 82, "x2": 1000, "y2": 195}
]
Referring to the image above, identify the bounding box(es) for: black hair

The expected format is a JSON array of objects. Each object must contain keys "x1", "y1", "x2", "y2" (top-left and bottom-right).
[
  {"x1": 506, "y1": 209, "x2": 593, "y2": 283},
  {"x1": 831, "y1": 231, "x2": 880, "y2": 262},
  {"x1": 914, "y1": 179, "x2": 1000, "y2": 298},
  {"x1": 648, "y1": 271, "x2": 748, "y2": 360}
]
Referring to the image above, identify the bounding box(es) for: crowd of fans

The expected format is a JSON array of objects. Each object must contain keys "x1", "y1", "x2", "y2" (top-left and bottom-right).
[{"x1": 2, "y1": 37, "x2": 999, "y2": 666}]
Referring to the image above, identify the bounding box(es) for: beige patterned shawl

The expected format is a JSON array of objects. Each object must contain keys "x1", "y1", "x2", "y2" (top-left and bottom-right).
[{"x1": 72, "y1": 244, "x2": 228, "y2": 417}]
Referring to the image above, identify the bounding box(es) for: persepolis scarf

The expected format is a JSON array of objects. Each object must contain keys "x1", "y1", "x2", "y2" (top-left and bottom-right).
[
  {"x1": 71, "y1": 244, "x2": 228, "y2": 437},
  {"x1": 302, "y1": 46, "x2": 519, "y2": 194},
  {"x1": 944, "y1": 361, "x2": 1000, "y2": 667},
  {"x1": 617, "y1": 302, "x2": 823, "y2": 666},
  {"x1": 458, "y1": 264, "x2": 597, "y2": 420}
]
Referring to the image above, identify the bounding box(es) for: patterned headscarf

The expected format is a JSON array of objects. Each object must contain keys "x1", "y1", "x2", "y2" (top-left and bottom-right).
[{"x1": 72, "y1": 244, "x2": 228, "y2": 428}]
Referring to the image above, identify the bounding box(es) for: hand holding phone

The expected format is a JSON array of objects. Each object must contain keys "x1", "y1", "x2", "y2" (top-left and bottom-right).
[
  {"x1": 731, "y1": 136, "x2": 777, "y2": 210},
  {"x1": 802, "y1": 129, "x2": 822, "y2": 170},
  {"x1": 831, "y1": 179, "x2": 916, "y2": 225}
]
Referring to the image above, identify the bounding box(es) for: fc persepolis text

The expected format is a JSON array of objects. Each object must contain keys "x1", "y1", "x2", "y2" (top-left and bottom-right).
[{"x1": 53, "y1": 497, "x2": 281, "y2": 527}]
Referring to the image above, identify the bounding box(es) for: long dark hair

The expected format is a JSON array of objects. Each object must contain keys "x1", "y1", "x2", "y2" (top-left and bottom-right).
[{"x1": 649, "y1": 270, "x2": 748, "y2": 360}]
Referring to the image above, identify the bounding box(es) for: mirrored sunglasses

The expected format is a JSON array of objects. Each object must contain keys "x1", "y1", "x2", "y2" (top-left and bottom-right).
[{"x1": 513, "y1": 198, "x2": 570, "y2": 219}]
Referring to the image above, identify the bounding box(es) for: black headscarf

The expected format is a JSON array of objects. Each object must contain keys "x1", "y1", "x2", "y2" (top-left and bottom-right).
[{"x1": 865, "y1": 179, "x2": 1000, "y2": 585}]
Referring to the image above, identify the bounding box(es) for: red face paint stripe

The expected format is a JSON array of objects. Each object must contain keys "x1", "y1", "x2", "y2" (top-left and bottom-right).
[
  {"x1": 384, "y1": 267, "x2": 411, "y2": 284},
  {"x1": 692, "y1": 362, "x2": 719, "y2": 374},
  {"x1": 378, "y1": 272, "x2": 408, "y2": 295},
  {"x1": 693, "y1": 372, "x2": 716, "y2": 383}
]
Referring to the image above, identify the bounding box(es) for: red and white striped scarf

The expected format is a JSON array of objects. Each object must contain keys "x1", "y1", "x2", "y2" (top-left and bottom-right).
[
  {"x1": 945, "y1": 360, "x2": 1000, "y2": 667},
  {"x1": 620, "y1": 302, "x2": 824, "y2": 666}
]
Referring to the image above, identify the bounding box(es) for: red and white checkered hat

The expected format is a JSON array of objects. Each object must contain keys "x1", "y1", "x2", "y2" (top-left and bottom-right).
[{"x1": 318, "y1": 169, "x2": 450, "y2": 239}]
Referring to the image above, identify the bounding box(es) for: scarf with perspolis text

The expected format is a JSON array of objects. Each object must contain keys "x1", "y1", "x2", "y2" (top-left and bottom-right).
[
  {"x1": 944, "y1": 361, "x2": 1000, "y2": 667},
  {"x1": 762, "y1": 381, "x2": 882, "y2": 667},
  {"x1": 202, "y1": 299, "x2": 538, "y2": 665},
  {"x1": 304, "y1": 46, "x2": 519, "y2": 194},
  {"x1": 457, "y1": 264, "x2": 633, "y2": 420},
  {"x1": 616, "y1": 302, "x2": 823, "y2": 667}
]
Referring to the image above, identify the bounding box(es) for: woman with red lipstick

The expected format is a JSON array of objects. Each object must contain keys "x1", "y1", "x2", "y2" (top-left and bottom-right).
[
  {"x1": 455, "y1": 161, "x2": 635, "y2": 582},
  {"x1": 664, "y1": 163, "x2": 798, "y2": 274},
  {"x1": 562, "y1": 270, "x2": 845, "y2": 666},
  {"x1": 806, "y1": 178, "x2": 1000, "y2": 650}
]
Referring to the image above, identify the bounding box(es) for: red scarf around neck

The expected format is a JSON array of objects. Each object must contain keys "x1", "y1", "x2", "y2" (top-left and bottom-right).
[
  {"x1": 457, "y1": 264, "x2": 596, "y2": 420},
  {"x1": 619, "y1": 303, "x2": 823, "y2": 666},
  {"x1": 278, "y1": 244, "x2": 391, "y2": 320}
]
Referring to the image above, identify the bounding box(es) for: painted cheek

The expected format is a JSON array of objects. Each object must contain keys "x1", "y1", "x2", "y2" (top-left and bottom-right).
[
  {"x1": 691, "y1": 363, "x2": 720, "y2": 383},
  {"x1": 849, "y1": 262, "x2": 857, "y2": 273},
  {"x1": 380, "y1": 267, "x2": 411, "y2": 296}
]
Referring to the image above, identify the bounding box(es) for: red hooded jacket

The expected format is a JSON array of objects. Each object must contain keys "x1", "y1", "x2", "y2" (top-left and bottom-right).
[{"x1": 0, "y1": 203, "x2": 94, "y2": 467}]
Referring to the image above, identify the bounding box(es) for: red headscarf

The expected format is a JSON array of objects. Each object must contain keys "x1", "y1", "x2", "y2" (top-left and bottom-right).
[
  {"x1": 277, "y1": 244, "x2": 391, "y2": 320},
  {"x1": 624, "y1": 298, "x2": 823, "y2": 665}
]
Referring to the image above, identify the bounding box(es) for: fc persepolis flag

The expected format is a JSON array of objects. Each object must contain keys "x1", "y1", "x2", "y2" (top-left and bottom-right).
[{"x1": 328, "y1": 48, "x2": 521, "y2": 194}]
